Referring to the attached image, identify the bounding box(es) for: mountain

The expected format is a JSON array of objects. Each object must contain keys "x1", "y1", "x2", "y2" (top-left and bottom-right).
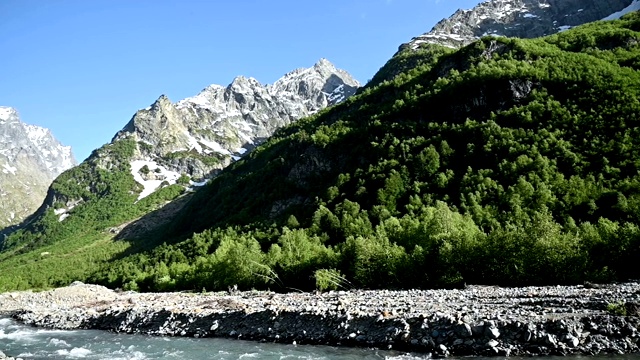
[
  {"x1": 112, "y1": 59, "x2": 359, "y2": 192},
  {"x1": 0, "y1": 60, "x2": 358, "y2": 262},
  {"x1": 404, "y1": 0, "x2": 637, "y2": 50},
  {"x1": 89, "y1": 12, "x2": 640, "y2": 292},
  {"x1": 2, "y1": 6, "x2": 640, "y2": 292},
  {"x1": 369, "y1": 0, "x2": 639, "y2": 87},
  {"x1": 0, "y1": 107, "x2": 76, "y2": 228}
]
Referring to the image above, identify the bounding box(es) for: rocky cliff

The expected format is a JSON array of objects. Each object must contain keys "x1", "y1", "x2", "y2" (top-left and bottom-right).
[
  {"x1": 404, "y1": 0, "x2": 637, "y2": 50},
  {"x1": 112, "y1": 59, "x2": 359, "y2": 197},
  {"x1": 0, "y1": 107, "x2": 76, "y2": 228}
]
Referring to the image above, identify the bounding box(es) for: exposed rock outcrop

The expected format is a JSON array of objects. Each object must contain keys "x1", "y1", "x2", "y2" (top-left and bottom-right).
[{"x1": 113, "y1": 59, "x2": 359, "y2": 182}]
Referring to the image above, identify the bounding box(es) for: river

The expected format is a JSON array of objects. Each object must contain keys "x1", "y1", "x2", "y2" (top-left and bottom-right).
[
  {"x1": 2, "y1": 317, "x2": 640, "y2": 360},
  {"x1": 0, "y1": 317, "x2": 406, "y2": 359}
]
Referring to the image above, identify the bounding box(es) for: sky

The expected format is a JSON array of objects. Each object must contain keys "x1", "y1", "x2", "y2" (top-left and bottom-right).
[{"x1": 0, "y1": 0, "x2": 482, "y2": 162}]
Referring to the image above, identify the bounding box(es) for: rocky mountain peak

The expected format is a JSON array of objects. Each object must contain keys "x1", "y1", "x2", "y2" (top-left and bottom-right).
[
  {"x1": 229, "y1": 76, "x2": 261, "y2": 89},
  {"x1": 155, "y1": 94, "x2": 171, "y2": 103},
  {"x1": 270, "y1": 59, "x2": 360, "y2": 106},
  {"x1": 0, "y1": 107, "x2": 77, "y2": 228},
  {"x1": 403, "y1": 0, "x2": 637, "y2": 50},
  {"x1": 111, "y1": 59, "x2": 360, "y2": 198},
  {"x1": 0, "y1": 107, "x2": 19, "y2": 124},
  {"x1": 313, "y1": 58, "x2": 336, "y2": 71},
  {"x1": 148, "y1": 94, "x2": 172, "y2": 111}
]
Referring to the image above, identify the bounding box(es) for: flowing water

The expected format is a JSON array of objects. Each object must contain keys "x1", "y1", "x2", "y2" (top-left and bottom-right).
[
  {"x1": 1, "y1": 317, "x2": 639, "y2": 360},
  {"x1": 0, "y1": 317, "x2": 407, "y2": 359}
]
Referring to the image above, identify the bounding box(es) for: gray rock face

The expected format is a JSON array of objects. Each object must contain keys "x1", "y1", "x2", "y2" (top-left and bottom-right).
[
  {"x1": 0, "y1": 107, "x2": 76, "y2": 228},
  {"x1": 113, "y1": 59, "x2": 359, "y2": 183},
  {"x1": 403, "y1": 0, "x2": 636, "y2": 50}
]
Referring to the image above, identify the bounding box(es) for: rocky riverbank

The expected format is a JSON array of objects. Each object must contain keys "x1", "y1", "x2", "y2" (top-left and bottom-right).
[{"x1": 1, "y1": 282, "x2": 639, "y2": 357}]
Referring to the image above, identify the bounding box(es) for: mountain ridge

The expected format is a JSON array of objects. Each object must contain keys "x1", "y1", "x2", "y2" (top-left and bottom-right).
[
  {"x1": 367, "y1": 0, "x2": 638, "y2": 89},
  {"x1": 1, "y1": 5, "x2": 640, "y2": 292},
  {"x1": 112, "y1": 59, "x2": 359, "y2": 191},
  {"x1": 402, "y1": 0, "x2": 636, "y2": 50}
]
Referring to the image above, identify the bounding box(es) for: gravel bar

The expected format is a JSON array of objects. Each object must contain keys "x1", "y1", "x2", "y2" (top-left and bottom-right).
[{"x1": 1, "y1": 281, "x2": 639, "y2": 357}]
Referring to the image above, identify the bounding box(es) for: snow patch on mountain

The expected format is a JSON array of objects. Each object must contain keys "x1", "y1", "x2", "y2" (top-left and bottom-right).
[
  {"x1": 177, "y1": 85, "x2": 226, "y2": 112},
  {"x1": 326, "y1": 84, "x2": 347, "y2": 103},
  {"x1": 54, "y1": 208, "x2": 69, "y2": 222},
  {"x1": 130, "y1": 160, "x2": 181, "y2": 200},
  {"x1": 2, "y1": 163, "x2": 17, "y2": 175},
  {"x1": 25, "y1": 124, "x2": 50, "y2": 144},
  {"x1": 189, "y1": 179, "x2": 208, "y2": 187},
  {"x1": 603, "y1": 0, "x2": 640, "y2": 20},
  {"x1": 53, "y1": 201, "x2": 79, "y2": 222},
  {"x1": 0, "y1": 107, "x2": 15, "y2": 121},
  {"x1": 199, "y1": 138, "x2": 231, "y2": 156}
]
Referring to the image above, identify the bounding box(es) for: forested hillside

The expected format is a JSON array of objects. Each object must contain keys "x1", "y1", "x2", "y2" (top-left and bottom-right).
[
  {"x1": 3, "y1": 14, "x2": 640, "y2": 292},
  {"x1": 92, "y1": 14, "x2": 640, "y2": 292}
]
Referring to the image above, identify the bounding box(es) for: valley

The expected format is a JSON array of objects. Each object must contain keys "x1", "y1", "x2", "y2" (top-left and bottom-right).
[{"x1": 1, "y1": 0, "x2": 640, "y2": 357}]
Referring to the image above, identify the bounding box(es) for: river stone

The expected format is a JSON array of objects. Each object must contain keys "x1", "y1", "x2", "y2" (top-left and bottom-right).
[
  {"x1": 544, "y1": 333, "x2": 557, "y2": 346},
  {"x1": 524, "y1": 330, "x2": 533, "y2": 342},
  {"x1": 210, "y1": 320, "x2": 219, "y2": 331},
  {"x1": 486, "y1": 327, "x2": 501, "y2": 339},
  {"x1": 472, "y1": 325, "x2": 485, "y2": 337},
  {"x1": 455, "y1": 323, "x2": 473, "y2": 338},
  {"x1": 565, "y1": 334, "x2": 580, "y2": 348}
]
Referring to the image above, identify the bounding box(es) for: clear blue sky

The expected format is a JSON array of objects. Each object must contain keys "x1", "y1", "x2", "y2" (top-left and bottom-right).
[{"x1": 0, "y1": 0, "x2": 481, "y2": 162}]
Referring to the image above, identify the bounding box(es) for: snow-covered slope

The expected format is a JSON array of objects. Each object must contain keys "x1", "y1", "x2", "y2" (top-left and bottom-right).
[
  {"x1": 0, "y1": 107, "x2": 77, "y2": 227},
  {"x1": 403, "y1": 0, "x2": 635, "y2": 50},
  {"x1": 113, "y1": 59, "x2": 359, "y2": 198}
]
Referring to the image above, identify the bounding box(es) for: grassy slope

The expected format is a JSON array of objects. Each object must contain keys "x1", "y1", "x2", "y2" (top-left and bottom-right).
[
  {"x1": 0, "y1": 138, "x2": 189, "y2": 290},
  {"x1": 0, "y1": 232, "x2": 128, "y2": 291}
]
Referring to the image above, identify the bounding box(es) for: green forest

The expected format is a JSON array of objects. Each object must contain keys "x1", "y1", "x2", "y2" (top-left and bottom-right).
[{"x1": 1, "y1": 14, "x2": 640, "y2": 292}]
